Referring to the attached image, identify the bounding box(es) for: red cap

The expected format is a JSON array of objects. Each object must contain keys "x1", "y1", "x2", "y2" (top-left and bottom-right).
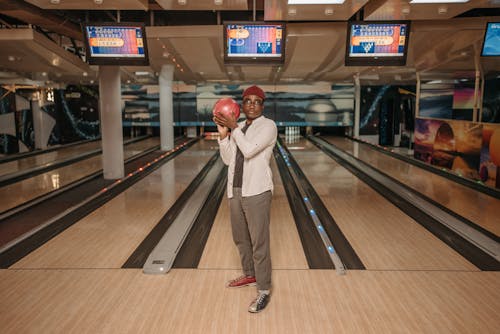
[{"x1": 242, "y1": 85, "x2": 266, "y2": 100}]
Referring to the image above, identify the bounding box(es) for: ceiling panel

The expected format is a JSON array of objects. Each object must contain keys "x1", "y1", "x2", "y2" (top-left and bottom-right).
[
  {"x1": 154, "y1": 0, "x2": 248, "y2": 10},
  {"x1": 0, "y1": 1, "x2": 499, "y2": 87},
  {"x1": 25, "y1": 0, "x2": 149, "y2": 10},
  {"x1": 0, "y1": 28, "x2": 94, "y2": 85},
  {"x1": 364, "y1": 0, "x2": 499, "y2": 21},
  {"x1": 265, "y1": 0, "x2": 369, "y2": 21}
]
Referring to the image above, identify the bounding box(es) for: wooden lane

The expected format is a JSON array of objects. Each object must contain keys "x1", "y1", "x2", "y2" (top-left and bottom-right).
[
  {"x1": 1, "y1": 139, "x2": 499, "y2": 333},
  {"x1": 10, "y1": 139, "x2": 216, "y2": 269},
  {"x1": 0, "y1": 140, "x2": 102, "y2": 178},
  {"x1": 326, "y1": 136, "x2": 500, "y2": 237},
  {"x1": 0, "y1": 137, "x2": 160, "y2": 213},
  {"x1": 288, "y1": 138, "x2": 476, "y2": 271},
  {"x1": 198, "y1": 157, "x2": 309, "y2": 270},
  {"x1": 1, "y1": 269, "x2": 498, "y2": 333}
]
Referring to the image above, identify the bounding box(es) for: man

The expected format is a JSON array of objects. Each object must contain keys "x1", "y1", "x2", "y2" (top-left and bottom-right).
[{"x1": 213, "y1": 85, "x2": 277, "y2": 313}]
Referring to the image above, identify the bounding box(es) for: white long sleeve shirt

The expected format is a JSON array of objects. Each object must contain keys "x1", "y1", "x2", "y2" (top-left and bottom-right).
[{"x1": 218, "y1": 115, "x2": 277, "y2": 198}]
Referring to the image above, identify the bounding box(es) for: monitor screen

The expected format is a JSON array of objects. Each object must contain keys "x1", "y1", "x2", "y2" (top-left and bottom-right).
[
  {"x1": 481, "y1": 22, "x2": 500, "y2": 57},
  {"x1": 223, "y1": 22, "x2": 286, "y2": 64},
  {"x1": 345, "y1": 21, "x2": 410, "y2": 66},
  {"x1": 82, "y1": 22, "x2": 149, "y2": 66}
]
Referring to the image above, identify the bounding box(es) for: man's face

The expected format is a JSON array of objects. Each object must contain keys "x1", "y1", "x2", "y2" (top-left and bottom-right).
[{"x1": 242, "y1": 95, "x2": 264, "y2": 120}]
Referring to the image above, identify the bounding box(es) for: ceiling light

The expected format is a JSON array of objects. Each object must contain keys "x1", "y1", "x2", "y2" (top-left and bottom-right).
[
  {"x1": 438, "y1": 6, "x2": 448, "y2": 14},
  {"x1": 288, "y1": 7, "x2": 297, "y2": 16},
  {"x1": 178, "y1": 0, "x2": 187, "y2": 5},
  {"x1": 324, "y1": 8, "x2": 334, "y2": 15},
  {"x1": 288, "y1": 0, "x2": 344, "y2": 4},
  {"x1": 94, "y1": 0, "x2": 103, "y2": 4},
  {"x1": 409, "y1": 0, "x2": 468, "y2": 3},
  {"x1": 50, "y1": 0, "x2": 60, "y2": 4},
  {"x1": 402, "y1": 7, "x2": 410, "y2": 14},
  {"x1": 214, "y1": 0, "x2": 223, "y2": 5},
  {"x1": 8, "y1": 55, "x2": 15, "y2": 61}
]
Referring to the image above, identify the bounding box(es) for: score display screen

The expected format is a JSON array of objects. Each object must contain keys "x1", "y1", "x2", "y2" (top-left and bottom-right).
[
  {"x1": 86, "y1": 25, "x2": 146, "y2": 58},
  {"x1": 345, "y1": 21, "x2": 410, "y2": 66},
  {"x1": 348, "y1": 23, "x2": 407, "y2": 57},
  {"x1": 83, "y1": 23, "x2": 149, "y2": 65},
  {"x1": 224, "y1": 23, "x2": 285, "y2": 63},
  {"x1": 481, "y1": 22, "x2": 500, "y2": 56}
]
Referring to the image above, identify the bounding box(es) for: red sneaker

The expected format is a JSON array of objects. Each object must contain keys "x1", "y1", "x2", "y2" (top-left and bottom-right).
[{"x1": 226, "y1": 275, "x2": 256, "y2": 288}]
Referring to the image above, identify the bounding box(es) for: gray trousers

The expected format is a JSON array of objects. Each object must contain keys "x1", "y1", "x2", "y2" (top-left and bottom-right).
[{"x1": 229, "y1": 188, "x2": 272, "y2": 291}]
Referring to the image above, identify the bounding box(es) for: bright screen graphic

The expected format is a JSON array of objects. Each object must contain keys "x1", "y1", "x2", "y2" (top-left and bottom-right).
[
  {"x1": 346, "y1": 21, "x2": 410, "y2": 66},
  {"x1": 86, "y1": 25, "x2": 145, "y2": 58},
  {"x1": 452, "y1": 87, "x2": 475, "y2": 110},
  {"x1": 224, "y1": 23, "x2": 285, "y2": 63},
  {"x1": 482, "y1": 22, "x2": 500, "y2": 56},
  {"x1": 83, "y1": 23, "x2": 149, "y2": 65}
]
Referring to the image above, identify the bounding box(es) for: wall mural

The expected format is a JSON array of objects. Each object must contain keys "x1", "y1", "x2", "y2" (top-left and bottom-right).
[
  {"x1": 54, "y1": 85, "x2": 100, "y2": 143},
  {"x1": 359, "y1": 85, "x2": 416, "y2": 142},
  {"x1": 122, "y1": 83, "x2": 354, "y2": 127},
  {"x1": 482, "y1": 77, "x2": 500, "y2": 123},
  {"x1": 414, "y1": 118, "x2": 500, "y2": 189},
  {"x1": 0, "y1": 87, "x2": 33, "y2": 154},
  {"x1": 419, "y1": 79, "x2": 500, "y2": 123}
]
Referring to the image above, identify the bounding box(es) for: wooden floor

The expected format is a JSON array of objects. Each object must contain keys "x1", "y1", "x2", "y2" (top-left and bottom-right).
[
  {"x1": 289, "y1": 138, "x2": 478, "y2": 271},
  {"x1": 0, "y1": 137, "x2": 159, "y2": 213},
  {"x1": 0, "y1": 137, "x2": 499, "y2": 333},
  {"x1": 0, "y1": 140, "x2": 102, "y2": 178},
  {"x1": 326, "y1": 136, "x2": 500, "y2": 237},
  {"x1": 1, "y1": 269, "x2": 499, "y2": 333}
]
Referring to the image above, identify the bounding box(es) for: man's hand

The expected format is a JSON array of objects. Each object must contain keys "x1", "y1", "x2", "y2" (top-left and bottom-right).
[
  {"x1": 213, "y1": 117, "x2": 229, "y2": 139},
  {"x1": 213, "y1": 112, "x2": 238, "y2": 139}
]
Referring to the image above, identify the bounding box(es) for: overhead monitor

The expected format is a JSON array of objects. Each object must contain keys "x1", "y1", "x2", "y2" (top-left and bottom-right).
[
  {"x1": 82, "y1": 22, "x2": 149, "y2": 66},
  {"x1": 345, "y1": 21, "x2": 410, "y2": 66},
  {"x1": 223, "y1": 22, "x2": 286, "y2": 64},
  {"x1": 481, "y1": 22, "x2": 500, "y2": 56}
]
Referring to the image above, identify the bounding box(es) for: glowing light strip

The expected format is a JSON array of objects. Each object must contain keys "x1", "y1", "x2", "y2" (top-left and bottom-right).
[
  {"x1": 0, "y1": 141, "x2": 190, "y2": 255},
  {"x1": 277, "y1": 142, "x2": 346, "y2": 275}
]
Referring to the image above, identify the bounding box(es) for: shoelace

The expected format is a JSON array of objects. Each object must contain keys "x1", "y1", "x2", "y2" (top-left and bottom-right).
[{"x1": 255, "y1": 293, "x2": 268, "y2": 306}]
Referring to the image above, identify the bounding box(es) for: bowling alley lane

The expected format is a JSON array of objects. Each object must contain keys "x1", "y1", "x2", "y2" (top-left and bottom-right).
[
  {"x1": 0, "y1": 139, "x2": 102, "y2": 178},
  {"x1": 198, "y1": 157, "x2": 309, "y2": 270},
  {"x1": 9, "y1": 140, "x2": 217, "y2": 270},
  {"x1": 0, "y1": 137, "x2": 159, "y2": 214},
  {"x1": 324, "y1": 136, "x2": 500, "y2": 237},
  {"x1": 288, "y1": 138, "x2": 477, "y2": 271}
]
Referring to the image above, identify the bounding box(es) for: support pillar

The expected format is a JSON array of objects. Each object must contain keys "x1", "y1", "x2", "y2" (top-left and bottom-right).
[
  {"x1": 99, "y1": 66, "x2": 124, "y2": 179},
  {"x1": 354, "y1": 74, "x2": 361, "y2": 138},
  {"x1": 31, "y1": 91, "x2": 46, "y2": 150},
  {"x1": 159, "y1": 65, "x2": 174, "y2": 151}
]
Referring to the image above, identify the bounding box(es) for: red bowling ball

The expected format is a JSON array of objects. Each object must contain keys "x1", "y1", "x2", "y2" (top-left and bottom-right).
[{"x1": 213, "y1": 98, "x2": 240, "y2": 120}]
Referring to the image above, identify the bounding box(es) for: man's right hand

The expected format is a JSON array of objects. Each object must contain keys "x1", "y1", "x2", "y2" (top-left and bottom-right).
[{"x1": 213, "y1": 117, "x2": 229, "y2": 139}]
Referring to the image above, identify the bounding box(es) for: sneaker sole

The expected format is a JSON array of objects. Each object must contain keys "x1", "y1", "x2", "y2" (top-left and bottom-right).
[
  {"x1": 248, "y1": 303, "x2": 268, "y2": 313},
  {"x1": 226, "y1": 282, "x2": 257, "y2": 288}
]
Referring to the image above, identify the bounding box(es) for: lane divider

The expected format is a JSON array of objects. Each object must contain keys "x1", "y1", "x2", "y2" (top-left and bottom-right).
[{"x1": 277, "y1": 141, "x2": 346, "y2": 275}]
